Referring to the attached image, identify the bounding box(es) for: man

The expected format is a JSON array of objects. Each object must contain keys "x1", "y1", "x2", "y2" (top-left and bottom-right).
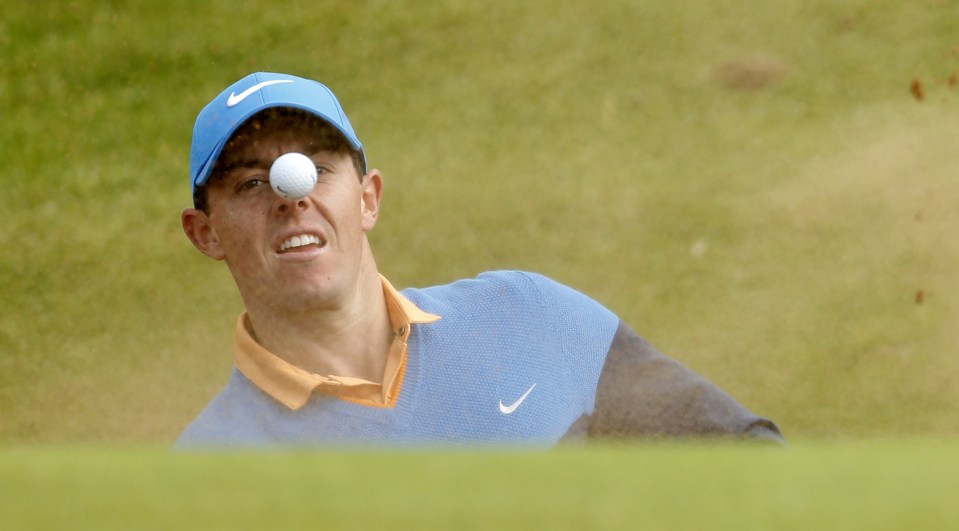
[{"x1": 177, "y1": 72, "x2": 783, "y2": 447}]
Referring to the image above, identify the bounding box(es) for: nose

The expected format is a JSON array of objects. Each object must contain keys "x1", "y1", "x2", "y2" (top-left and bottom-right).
[{"x1": 274, "y1": 197, "x2": 309, "y2": 215}]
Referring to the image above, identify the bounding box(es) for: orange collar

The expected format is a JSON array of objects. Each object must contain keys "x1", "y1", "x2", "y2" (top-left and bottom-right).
[{"x1": 233, "y1": 276, "x2": 440, "y2": 410}]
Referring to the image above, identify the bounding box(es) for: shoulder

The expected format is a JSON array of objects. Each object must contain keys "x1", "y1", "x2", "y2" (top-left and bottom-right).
[
  {"x1": 404, "y1": 270, "x2": 609, "y2": 313},
  {"x1": 406, "y1": 270, "x2": 539, "y2": 299},
  {"x1": 174, "y1": 368, "x2": 275, "y2": 448},
  {"x1": 403, "y1": 270, "x2": 620, "y2": 352}
]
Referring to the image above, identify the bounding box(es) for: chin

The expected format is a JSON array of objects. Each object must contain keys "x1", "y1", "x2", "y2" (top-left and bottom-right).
[{"x1": 284, "y1": 276, "x2": 349, "y2": 307}]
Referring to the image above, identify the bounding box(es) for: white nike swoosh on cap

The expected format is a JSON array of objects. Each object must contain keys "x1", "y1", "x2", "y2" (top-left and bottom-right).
[
  {"x1": 498, "y1": 384, "x2": 537, "y2": 415},
  {"x1": 226, "y1": 79, "x2": 293, "y2": 107}
]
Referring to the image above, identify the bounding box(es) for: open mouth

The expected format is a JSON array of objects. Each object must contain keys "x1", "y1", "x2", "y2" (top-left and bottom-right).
[{"x1": 278, "y1": 234, "x2": 325, "y2": 253}]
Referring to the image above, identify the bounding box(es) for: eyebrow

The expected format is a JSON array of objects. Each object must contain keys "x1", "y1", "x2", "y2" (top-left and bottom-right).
[
  {"x1": 217, "y1": 157, "x2": 271, "y2": 175},
  {"x1": 213, "y1": 150, "x2": 336, "y2": 182}
]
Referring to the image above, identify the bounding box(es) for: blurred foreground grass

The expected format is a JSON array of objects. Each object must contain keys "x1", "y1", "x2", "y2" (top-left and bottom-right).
[
  {"x1": 2, "y1": 440, "x2": 958, "y2": 530},
  {"x1": 1, "y1": 0, "x2": 958, "y2": 443}
]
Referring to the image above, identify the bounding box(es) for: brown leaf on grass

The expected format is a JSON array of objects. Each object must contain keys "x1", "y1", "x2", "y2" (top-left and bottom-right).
[
  {"x1": 915, "y1": 290, "x2": 925, "y2": 305},
  {"x1": 910, "y1": 79, "x2": 924, "y2": 101},
  {"x1": 712, "y1": 56, "x2": 788, "y2": 91},
  {"x1": 949, "y1": 72, "x2": 957, "y2": 88}
]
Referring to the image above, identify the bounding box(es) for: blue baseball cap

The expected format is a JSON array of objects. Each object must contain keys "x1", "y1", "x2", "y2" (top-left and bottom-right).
[{"x1": 189, "y1": 72, "x2": 366, "y2": 198}]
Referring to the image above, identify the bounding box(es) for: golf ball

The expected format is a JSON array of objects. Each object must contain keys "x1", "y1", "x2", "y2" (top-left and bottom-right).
[{"x1": 270, "y1": 152, "x2": 317, "y2": 200}]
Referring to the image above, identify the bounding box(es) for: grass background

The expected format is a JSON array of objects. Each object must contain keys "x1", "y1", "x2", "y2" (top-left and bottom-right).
[{"x1": 1, "y1": 0, "x2": 957, "y2": 444}]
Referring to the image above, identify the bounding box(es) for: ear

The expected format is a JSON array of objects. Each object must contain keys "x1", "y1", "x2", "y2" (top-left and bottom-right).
[
  {"x1": 359, "y1": 169, "x2": 384, "y2": 232},
  {"x1": 181, "y1": 208, "x2": 226, "y2": 260}
]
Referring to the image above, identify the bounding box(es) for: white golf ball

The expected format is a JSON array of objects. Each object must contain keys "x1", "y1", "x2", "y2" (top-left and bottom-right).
[{"x1": 270, "y1": 152, "x2": 317, "y2": 200}]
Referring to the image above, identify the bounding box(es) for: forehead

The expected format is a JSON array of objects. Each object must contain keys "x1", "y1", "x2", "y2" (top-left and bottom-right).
[{"x1": 225, "y1": 108, "x2": 347, "y2": 153}]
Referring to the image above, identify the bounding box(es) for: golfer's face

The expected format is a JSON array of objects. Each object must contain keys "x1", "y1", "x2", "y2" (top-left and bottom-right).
[{"x1": 203, "y1": 125, "x2": 376, "y2": 313}]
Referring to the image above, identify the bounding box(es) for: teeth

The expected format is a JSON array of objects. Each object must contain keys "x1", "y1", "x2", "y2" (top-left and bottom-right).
[{"x1": 280, "y1": 234, "x2": 322, "y2": 251}]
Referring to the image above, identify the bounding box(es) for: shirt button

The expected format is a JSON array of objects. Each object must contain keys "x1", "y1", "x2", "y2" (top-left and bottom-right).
[{"x1": 397, "y1": 326, "x2": 406, "y2": 335}]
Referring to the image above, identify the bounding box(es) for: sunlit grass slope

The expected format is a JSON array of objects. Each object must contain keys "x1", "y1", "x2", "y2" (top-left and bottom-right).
[{"x1": 1, "y1": 0, "x2": 957, "y2": 443}]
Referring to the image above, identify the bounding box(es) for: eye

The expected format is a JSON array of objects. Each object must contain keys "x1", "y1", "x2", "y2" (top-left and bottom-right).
[
  {"x1": 237, "y1": 177, "x2": 267, "y2": 192},
  {"x1": 314, "y1": 164, "x2": 334, "y2": 180}
]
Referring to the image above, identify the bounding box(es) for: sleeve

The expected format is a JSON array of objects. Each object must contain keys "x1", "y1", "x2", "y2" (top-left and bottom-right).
[{"x1": 582, "y1": 322, "x2": 785, "y2": 443}]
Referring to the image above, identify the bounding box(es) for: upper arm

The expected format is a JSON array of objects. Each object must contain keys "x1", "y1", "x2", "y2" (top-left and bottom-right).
[{"x1": 584, "y1": 322, "x2": 784, "y2": 443}]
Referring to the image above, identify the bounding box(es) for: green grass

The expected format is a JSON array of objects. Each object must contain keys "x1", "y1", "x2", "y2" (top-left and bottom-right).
[
  {"x1": 2, "y1": 0, "x2": 958, "y2": 445},
  {"x1": 2, "y1": 440, "x2": 958, "y2": 530}
]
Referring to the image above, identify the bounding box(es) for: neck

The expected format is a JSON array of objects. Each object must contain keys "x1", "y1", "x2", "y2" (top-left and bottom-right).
[{"x1": 243, "y1": 262, "x2": 394, "y2": 383}]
